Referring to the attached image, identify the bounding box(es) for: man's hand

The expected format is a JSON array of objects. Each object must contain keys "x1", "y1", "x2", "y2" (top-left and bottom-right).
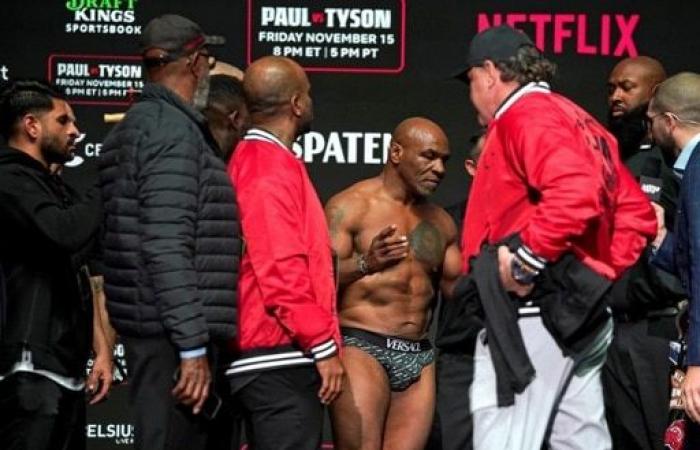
[
  {"x1": 683, "y1": 366, "x2": 700, "y2": 422},
  {"x1": 171, "y1": 355, "x2": 211, "y2": 414},
  {"x1": 87, "y1": 354, "x2": 113, "y2": 405},
  {"x1": 364, "y1": 225, "x2": 409, "y2": 273},
  {"x1": 497, "y1": 246, "x2": 534, "y2": 297},
  {"x1": 651, "y1": 202, "x2": 667, "y2": 249},
  {"x1": 315, "y1": 355, "x2": 344, "y2": 405}
]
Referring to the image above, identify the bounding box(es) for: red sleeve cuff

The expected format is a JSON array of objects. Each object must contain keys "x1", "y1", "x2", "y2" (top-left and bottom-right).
[
  {"x1": 515, "y1": 244, "x2": 547, "y2": 272},
  {"x1": 309, "y1": 338, "x2": 338, "y2": 361}
]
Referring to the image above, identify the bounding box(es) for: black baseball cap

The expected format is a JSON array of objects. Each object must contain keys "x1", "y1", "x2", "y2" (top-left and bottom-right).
[
  {"x1": 454, "y1": 25, "x2": 537, "y2": 80},
  {"x1": 140, "y1": 14, "x2": 225, "y2": 56}
]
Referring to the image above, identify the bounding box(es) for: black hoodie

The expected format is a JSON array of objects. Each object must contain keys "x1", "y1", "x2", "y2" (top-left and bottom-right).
[{"x1": 0, "y1": 145, "x2": 101, "y2": 378}]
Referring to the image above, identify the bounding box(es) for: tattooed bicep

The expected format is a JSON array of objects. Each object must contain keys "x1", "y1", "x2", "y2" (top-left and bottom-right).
[{"x1": 327, "y1": 205, "x2": 346, "y2": 237}]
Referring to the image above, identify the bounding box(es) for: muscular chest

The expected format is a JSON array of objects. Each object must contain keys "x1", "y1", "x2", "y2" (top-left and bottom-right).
[{"x1": 355, "y1": 208, "x2": 446, "y2": 271}]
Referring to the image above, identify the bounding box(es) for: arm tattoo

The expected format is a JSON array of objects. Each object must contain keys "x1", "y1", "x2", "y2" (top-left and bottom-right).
[
  {"x1": 408, "y1": 221, "x2": 445, "y2": 268},
  {"x1": 328, "y1": 207, "x2": 345, "y2": 239}
]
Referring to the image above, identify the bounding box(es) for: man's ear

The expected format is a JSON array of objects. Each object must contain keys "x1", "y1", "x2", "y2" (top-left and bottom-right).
[
  {"x1": 228, "y1": 109, "x2": 246, "y2": 132},
  {"x1": 228, "y1": 110, "x2": 240, "y2": 129},
  {"x1": 389, "y1": 141, "x2": 403, "y2": 164},
  {"x1": 22, "y1": 114, "x2": 41, "y2": 141},
  {"x1": 290, "y1": 93, "x2": 302, "y2": 118},
  {"x1": 465, "y1": 159, "x2": 477, "y2": 177},
  {"x1": 482, "y1": 60, "x2": 499, "y2": 87}
]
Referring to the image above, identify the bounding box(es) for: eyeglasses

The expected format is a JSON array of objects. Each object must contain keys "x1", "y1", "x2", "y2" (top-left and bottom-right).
[
  {"x1": 143, "y1": 49, "x2": 216, "y2": 70},
  {"x1": 667, "y1": 112, "x2": 700, "y2": 127},
  {"x1": 647, "y1": 111, "x2": 700, "y2": 127},
  {"x1": 191, "y1": 50, "x2": 216, "y2": 70}
]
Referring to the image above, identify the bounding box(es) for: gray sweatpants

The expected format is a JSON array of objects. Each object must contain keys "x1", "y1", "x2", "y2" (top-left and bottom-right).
[{"x1": 470, "y1": 315, "x2": 613, "y2": 450}]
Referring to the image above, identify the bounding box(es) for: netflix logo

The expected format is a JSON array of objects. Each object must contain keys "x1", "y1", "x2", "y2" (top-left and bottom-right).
[{"x1": 477, "y1": 13, "x2": 641, "y2": 57}]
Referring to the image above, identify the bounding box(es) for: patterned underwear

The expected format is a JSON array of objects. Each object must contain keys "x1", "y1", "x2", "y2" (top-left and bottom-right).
[{"x1": 341, "y1": 327, "x2": 434, "y2": 391}]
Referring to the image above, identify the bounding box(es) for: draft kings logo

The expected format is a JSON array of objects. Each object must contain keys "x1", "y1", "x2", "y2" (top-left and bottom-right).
[
  {"x1": 48, "y1": 54, "x2": 143, "y2": 105},
  {"x1": 65, "y1": 0, "x2": 141, "y2": 35}
]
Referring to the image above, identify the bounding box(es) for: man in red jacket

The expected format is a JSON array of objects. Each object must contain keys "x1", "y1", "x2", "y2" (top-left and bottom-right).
[
  {"x1": 227, "y1": 56, "x2": 344, "y2": 450},
  {"x1": 455, "y1": 25, "x2": 656, "y2": 449}
]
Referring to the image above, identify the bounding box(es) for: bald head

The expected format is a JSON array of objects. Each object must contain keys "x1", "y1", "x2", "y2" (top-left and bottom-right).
[
  {"x1": 613, "y1": 57, "x2": 666, "y2": 85},
  {"x1": 392, "y1": 117, "x2": 449, "y2": 149},
  {"x1": 651, "y1": 72, "x2": 700, "y2": 125},
  {"x1": 608, "y1": 56, "x2": 666, "y2": 117},
  {"x1": 244, "y1": 56, "x2": 308, "y2": 117},
  {"x1": 388, "y1": 117, "x2": 450, "y2": 197},
  {"x1": 211, "y1": 61, "x2": 244, "y2": 80}
]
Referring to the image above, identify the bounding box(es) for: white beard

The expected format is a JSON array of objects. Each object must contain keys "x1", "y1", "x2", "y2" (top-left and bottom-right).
[{"x1": 192, "y1": 73, "x2": 210, "y2": 111}]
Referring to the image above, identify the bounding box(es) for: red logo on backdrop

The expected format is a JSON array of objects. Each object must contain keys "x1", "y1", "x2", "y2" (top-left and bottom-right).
[
  {"x1": 477, "y1": 13, "x2": 640, "y2": 57},
  {"x1": 247, "y1": 0, "x2": 406, "y2": 74},
  {"x1": 47, "y1": 54, "x2": 144, "y2": 106}
]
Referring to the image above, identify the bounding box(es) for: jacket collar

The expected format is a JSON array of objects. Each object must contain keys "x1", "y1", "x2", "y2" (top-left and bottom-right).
[
  {"x1": 494, "y1": 82, "x2": 551, "y2": 120},
  {"x1": 244, "y1": 128, "x2": 292, "y2": 153},
  {"x1": 139, "y1": 83, "x2": 207, "y2": 128},
  {"x1": 673, "y1": 132, "x2": 700, "y2": 175},
  {"x1": 139, "y1": 83, "x2": 221, "y2": 152}
]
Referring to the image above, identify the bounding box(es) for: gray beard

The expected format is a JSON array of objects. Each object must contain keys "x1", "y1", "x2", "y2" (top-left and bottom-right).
[{"x1": 192, "y1": 73, "x2": 210, "y2": 111}]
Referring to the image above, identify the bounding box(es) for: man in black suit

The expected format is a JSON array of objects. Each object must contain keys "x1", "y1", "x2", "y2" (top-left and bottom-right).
[{"x1": 602, "y1": 57, "x2": 686, "y2": 450}]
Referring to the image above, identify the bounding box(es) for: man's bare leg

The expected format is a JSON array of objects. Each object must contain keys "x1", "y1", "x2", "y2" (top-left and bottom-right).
[
  {"x1": 331, "y1": 347, "x2": 392, "y2": 450},
  {"x1": 382, "y1": 363, "x2": 436, "y2": 450}
]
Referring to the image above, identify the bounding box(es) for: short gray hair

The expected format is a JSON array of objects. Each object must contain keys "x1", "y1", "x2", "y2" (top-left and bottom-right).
[{"x1": 652, "y1": 72, "x2": 700, "y2": 125}]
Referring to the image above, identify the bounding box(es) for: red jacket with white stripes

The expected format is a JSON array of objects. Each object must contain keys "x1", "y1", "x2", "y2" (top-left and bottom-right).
[
  {"x1": 226, "y1": 128, "x2": 341, "y2": 376},
  {"x1": 462, "y1": 83, "x2": 657, "y2": 280}
]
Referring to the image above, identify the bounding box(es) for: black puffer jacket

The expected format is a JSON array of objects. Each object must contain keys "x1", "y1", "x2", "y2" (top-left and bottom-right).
[
  {"x1": 99, "y1": 83, "x2": 240, "y2": 350},
  {"x1": 0, "y1": 146, "x2": 101, "y2": 377}
]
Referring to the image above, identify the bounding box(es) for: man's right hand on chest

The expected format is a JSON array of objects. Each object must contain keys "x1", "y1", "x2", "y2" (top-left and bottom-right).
[{"x1": 363, "y1": 224, "x2": 409, "y2": 274}]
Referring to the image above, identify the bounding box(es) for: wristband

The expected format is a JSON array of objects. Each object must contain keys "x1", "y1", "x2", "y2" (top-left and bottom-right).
[{"x1": 511, "y1": 256, "x2": 539, "y2": 285}]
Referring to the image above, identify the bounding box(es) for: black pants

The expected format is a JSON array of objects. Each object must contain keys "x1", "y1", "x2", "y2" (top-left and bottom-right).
[
  {"x1": 685, "y1": 419, "x2": 700, "y2": 448},
  {"x1": 205, "y1": 369, "x2": 242, "y2": 450},
  {"x1": 426, "y1": 351, "x2": 475, "y2": 450},
  {"x1": 123, "y1": 335, "x2": 213, "y2": 450},
  {"x1": 230, "y1": 365, "x2": 323, "y2": 450},
  {"x1": 603, "y1": 319, "x2": 673, "y2": 450},
  {"x1": 0, "y1": 373, "x2": 85, "y2": 450}
]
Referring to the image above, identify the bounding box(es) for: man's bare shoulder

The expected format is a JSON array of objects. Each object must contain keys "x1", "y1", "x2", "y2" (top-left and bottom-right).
[{"x1": 325, "y1": 177, "x2": 382, "y2": 219}]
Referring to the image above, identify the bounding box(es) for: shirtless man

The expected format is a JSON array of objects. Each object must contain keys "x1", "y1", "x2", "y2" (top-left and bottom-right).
[{"x1": 325, "y1": 117, "x2": 463, "y2": 450}]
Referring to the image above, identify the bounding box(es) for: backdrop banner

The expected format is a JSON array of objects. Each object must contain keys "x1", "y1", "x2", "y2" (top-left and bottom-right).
[{"x1": 2, "y1": 1, "x2": 699, "y2": 448}]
